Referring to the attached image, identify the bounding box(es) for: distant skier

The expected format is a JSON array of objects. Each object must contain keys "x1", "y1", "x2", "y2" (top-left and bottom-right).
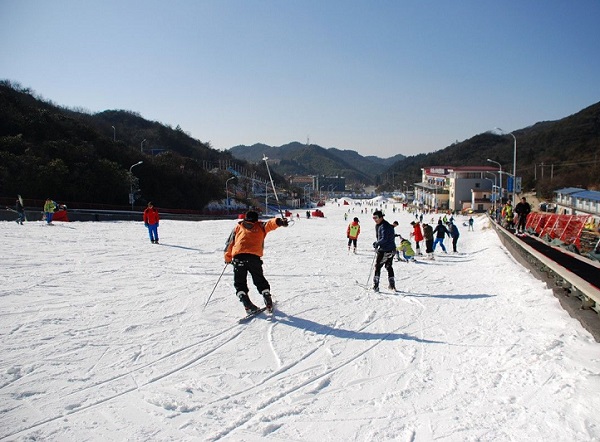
[
  {"x1": 43, "y1": 198, "x2": 56, "y2": 224},
  {"x1": 448, "y1": 221, "x2": 460, "y2": 253},
  {"x1": 346, "y1": 217, "x2": 361, "y2": 253},
  {"x1": 15, "y1": 197, "x2": 25, "y2": 225},
  {"x1": 468, "y1": 216, "x2": 474, "y2": 231},
  {"x1": 371, "y1": 210, "x2": 396, "y2": 291},
  {"x1": 432, "y1": 219, "x2": 449, "y2": 253},
  {"x1": 224, "y1": 210, "x2": 288, "y2": 314},
  {"x1": 143, "y1": 202, "x2": 160, "y2": 244},
  {"x1": 410, "y1": 221, "x2": 423, "y2": 255},
  {"x1": 422, "y1": 222, "x2": 434, "y2": 259}
]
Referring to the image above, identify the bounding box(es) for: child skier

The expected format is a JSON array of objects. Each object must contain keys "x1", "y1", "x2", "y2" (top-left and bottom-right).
[
  {"x1": 346, "y1": 217, "x2": 361, "y2": 253},
  {"x1": 397, "y1": 238, "x2": 416, "y2": 262}
]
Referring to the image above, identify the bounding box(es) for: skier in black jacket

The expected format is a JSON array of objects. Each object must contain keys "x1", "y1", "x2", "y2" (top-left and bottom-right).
[
  {"x1": 371, "y1": 210, "x2": 396, "y2": 292},
  {"x1": 432, "y1": 219, "x2": 449, "y2": 253},
  {"x1": 514, "y1": 197, "x2": 531, "y2": 234}
]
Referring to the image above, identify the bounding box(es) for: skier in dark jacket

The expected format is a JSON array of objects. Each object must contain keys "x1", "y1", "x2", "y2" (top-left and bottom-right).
[
  {"x1": 15, "y1": 197, "x2": 25, "y2": 225},
  {"x1": 514, "y1": 197, "x2": 531, "y2": 234},
  {"x1": 432, "y1": 219, "x2": 449, "y2": 253},
  {"x1": 371, "y1": 210, "x2": 396, "y2": 291},
  {"x1": 448, "y1": 221, "x2": 460, "y2": 253}
]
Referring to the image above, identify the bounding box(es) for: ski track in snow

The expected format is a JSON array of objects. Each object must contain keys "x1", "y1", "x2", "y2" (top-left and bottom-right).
[{"x1": 1, "y1": 206, "x2": 600, "y2": 441}]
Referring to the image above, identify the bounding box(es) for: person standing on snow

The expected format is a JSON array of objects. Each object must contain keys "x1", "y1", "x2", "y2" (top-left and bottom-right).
[
  {"x1": 501, "y1": 200, "x2": 514, "y2": 230},
  {"x1": 43, "y1": 198, "x2": 56, "y2": 224},
  {"x1": 448, "y1": 221, "x2": 460, "y2": 253},
  {"x1": 371, "y1": 210, "x2": 396, "y2": 292},
  {"x1": 143, "y1": 202, "x2": 160, "y2": 244},
  {"x1": 15, "y1": 197, "x2": 25, "y2": 225},
  {"x1": 432, "y1": 219, "x2": 449, "y2": 253},
  {"x1": 410, "y1": 221, "x2": 424, "y2": 255},
  {"x1": 346, "y1": 217, "x2": 361, "y2": 253},
  {"x1": 224, "y1": 210, "x2": 288, "y2": 314},
  {"x1": 422, "y1": 222, "x2": 435, "y2": 259},
  {"x1": 514, "y1": 197, "x2": 531, "y2": 234}
]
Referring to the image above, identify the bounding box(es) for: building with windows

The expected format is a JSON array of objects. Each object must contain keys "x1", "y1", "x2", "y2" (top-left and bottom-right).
[
  {"x1": 554, "y1": 187, "x2": 600, "y2": 224},
  {"x1": 413, "y1": 166, "x2": 501, "y2": 212}
]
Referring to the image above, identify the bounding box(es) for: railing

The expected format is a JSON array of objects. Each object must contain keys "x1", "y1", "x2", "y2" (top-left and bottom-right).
[
  {"x1": 492, "y1": 215, "x2": 600, "y2": 318},
  {"x1": 525, "y1": 213, "x2": 591, "y2": 249}
]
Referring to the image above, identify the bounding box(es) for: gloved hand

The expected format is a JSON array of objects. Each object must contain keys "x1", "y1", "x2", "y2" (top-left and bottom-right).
[
  {"x1": 276, "y1": 218, "x2": 289, "y2": 227},
  {"x1": 156, "y1": 223, "x2": 159, "y2": 227},
  {"x1": 144, "y1": 223, "x2": 149, "y2": 227},
  {"x1": 373, "y1": 241, "x2": 378, "y2": 249}
]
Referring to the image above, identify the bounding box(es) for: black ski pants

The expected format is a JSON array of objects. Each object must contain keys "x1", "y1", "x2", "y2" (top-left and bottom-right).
[
  {"x1": 374, "y1": 250, "x2": 395, "y2": 279},
  {"x1": 232, "y1": 253, "x2": 270, "y2": 295}
]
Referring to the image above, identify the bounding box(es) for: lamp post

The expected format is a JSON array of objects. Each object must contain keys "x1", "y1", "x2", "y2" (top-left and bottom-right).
[
  {"x1": 129, "y1": 161, "x2": 143, "y2": 210},
  {"x1": 141, "y1": 139, "x2": 146, "y2": 153},
  {"x1": 486, "y1": 159, "x2": 503, "y2": 205},
  {"x1": 225, "y1": 176, "x2": 235, "y2": 213},
  {"x1": 112, "y1": 126, "x2": 116, "y2": 141},
  {"x1": 495, "y1": 128, "x2": 517, "y2": 204},
  {"x1": 484, "y1": 172, "x2": 497, "y2": 213},
  {"x1": 303, "y1": 184, "x2": 311, "y2": 208}
]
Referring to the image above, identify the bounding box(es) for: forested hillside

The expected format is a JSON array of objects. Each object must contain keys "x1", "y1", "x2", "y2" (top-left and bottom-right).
[
  {"x1": 0, "y1": 81, "x2": 276, "y2": 210},
  {"x1": 383, "y1": 102, "x2": 600, "y2": 197}
]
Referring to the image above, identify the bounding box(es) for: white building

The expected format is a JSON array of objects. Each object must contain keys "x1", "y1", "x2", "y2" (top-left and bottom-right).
[
  {"x1": 554, "y1": 187, "x2": 600, "y2": 226},
  {"x1": 413, "y1": 166, "x2": 501, "y2": 213}
]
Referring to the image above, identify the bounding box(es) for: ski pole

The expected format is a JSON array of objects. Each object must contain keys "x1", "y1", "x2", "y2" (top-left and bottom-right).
[
  {"x1": 365, "y1": 250, "x2": 377, "y2": 286},
  {"x1": 263, "y1": 154, "x2": 286, "y2": 219},
  {"x1": 203, "y1": 263, "x2": 229, "y2": 310}
]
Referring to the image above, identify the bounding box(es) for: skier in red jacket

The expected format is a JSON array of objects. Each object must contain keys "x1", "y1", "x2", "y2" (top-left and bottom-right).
[
  {"x1": 143, "y1": 202, "x2": 160, "y2": 244},
  {"x1": 410, "y1": 221, "x2": 424, "y2": 255}
]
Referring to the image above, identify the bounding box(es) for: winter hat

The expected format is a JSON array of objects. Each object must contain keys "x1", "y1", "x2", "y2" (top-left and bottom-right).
[
  {"x1": 373, "y1": 210, "x2": 384, "y2": 218},
  {"x1": 353, "y1": 217, "x2": 359, "y2": 222},
  {"x1": 245, "y1": 210, "x2": 259, "y2": 222}
]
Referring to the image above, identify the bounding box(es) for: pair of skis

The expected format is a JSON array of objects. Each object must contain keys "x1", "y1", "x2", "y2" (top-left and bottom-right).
[{"x1": 238, "y1": 306, "x2": 274, "y2": 323}]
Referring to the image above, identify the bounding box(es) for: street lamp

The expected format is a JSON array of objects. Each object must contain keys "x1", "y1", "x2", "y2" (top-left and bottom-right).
[
  {"x1": 495, "y1": 128, "x2": 517, "y2": 204},
  {"x1": 112, "y1": 126, "x2": 116, "y2": 141},
  {"x1": 225, "y1": 176, "x2": 235, "y2": 213},
  {"x1": 303, "y1": 184, "x2": 311, "y2": 208},
  {"x1": 141, "y1": 139, "x2": 146, "y2": 153},
  {"x1": 484, "y1": 172, "x2": 497, "y2": 213},
  {"x1": 129, "y1": 161, "x2": 143, "y2": 210},
  {"x1": 486, "y1": 159, "x2": 503, "y2": 205}
]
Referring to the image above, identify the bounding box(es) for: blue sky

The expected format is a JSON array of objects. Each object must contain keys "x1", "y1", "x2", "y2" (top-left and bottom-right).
[{"x1": 1, "y1": 0, "x2": 599, "y2": 158}]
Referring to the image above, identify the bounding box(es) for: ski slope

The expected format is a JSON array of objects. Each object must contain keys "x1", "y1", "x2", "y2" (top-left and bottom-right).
[{"x1": 1, "y1": 199, "x2": 600, "y2": 441}]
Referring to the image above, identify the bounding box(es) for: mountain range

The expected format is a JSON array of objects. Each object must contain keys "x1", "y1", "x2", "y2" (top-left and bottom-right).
[
  {"x1": 229, "y1": 101, "x2": 600, "y2": 196},
  {"x1": 229, "y1": 142, "x2": 405, "y2": 185},
  {"x1": 1, "y1": 78, "x2": 598, "y2": 209}
]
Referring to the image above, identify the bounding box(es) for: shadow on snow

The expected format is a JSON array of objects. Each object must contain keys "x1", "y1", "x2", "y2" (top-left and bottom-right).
[{"x1": 273, "y1": 309, "x2": 445, "y2": 345}]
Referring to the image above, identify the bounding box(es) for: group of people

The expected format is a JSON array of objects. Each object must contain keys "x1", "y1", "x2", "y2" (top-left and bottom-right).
[
  {"x1": 501, "y1": 197, "x2": 531, "y2": 233},
  {"x1": 343, "y1": 209, "x2": 464, "y2": 292},
  {"x1": 10, "y1": 196, "x2": 56, "y2": 225}
]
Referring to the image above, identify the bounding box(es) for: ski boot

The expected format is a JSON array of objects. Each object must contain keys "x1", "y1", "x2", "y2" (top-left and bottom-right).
[
  {"x1": 372, "y1": 276, "x2": 380, "y2": 292},
  {"x1": 388, "y1": 277, "x2": 396, "y2": 291},
  {"x1": 262, "y1": 289, "x2": 274, "y2": 313},
  {"x1": 238, "y1": 291, "x2": 259, "y2": 314}
]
